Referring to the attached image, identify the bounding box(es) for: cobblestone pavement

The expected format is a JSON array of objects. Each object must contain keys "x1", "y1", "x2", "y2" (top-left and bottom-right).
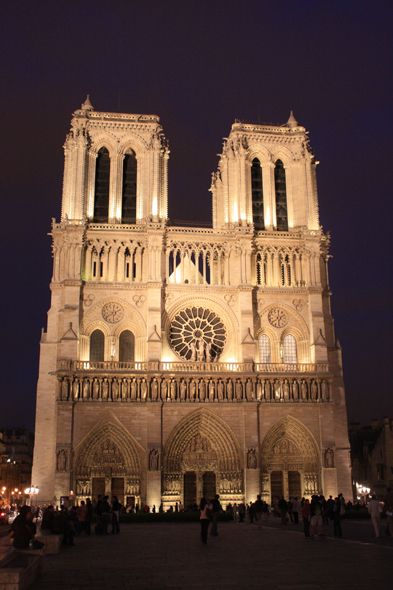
[{"x1": 29, "y1": 517, "x2": 393, "y2": 590}]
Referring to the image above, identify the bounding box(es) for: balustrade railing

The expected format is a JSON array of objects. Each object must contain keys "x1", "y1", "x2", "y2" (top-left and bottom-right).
[{"x1": 57, "y1": 360, "x2": 329, "y2": 374}]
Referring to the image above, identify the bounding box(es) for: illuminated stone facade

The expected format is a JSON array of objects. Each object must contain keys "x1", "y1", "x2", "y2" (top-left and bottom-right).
[{"x1": 32, "y1": 98, "x2": 352, "y2": 507}]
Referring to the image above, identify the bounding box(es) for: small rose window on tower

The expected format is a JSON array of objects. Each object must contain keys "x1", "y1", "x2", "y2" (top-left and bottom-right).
[{"x1": 93, "y1": 147, "x2": 110, "y2": 222}]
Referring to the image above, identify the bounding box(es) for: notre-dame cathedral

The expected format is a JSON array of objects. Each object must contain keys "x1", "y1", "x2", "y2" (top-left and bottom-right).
[{"x1": 31, "y1": 97, "x2": 352, "y2": 508}]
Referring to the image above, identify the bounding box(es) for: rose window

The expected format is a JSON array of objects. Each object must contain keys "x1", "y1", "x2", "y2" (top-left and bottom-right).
[{"x1": 169, "y1": 307, "x2": 227, "y2": 361}]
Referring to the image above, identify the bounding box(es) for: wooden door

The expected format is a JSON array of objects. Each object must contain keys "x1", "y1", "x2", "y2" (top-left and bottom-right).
[
  {"x1": 112, "y1": 477, "x2": 124, "y2": 505},
  {"x1": 92, "y1": 477, "x2": 105, "y2": 502},
  {"x1": 288, "y1": 471, "x2": 301, "y2": 498},
  {"x1": 203, "y1": 471, "x2": 216, "y2": 502},
  {"x1": 270, "y1": 471, "x2": 283, "y2": 500},
  {"x1": 184, "y1": 471, "x2": 197, "y2": 508}
]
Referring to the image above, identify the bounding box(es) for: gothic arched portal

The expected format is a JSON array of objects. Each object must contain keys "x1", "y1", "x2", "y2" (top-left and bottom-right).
[
  {"x1": 73, "y1": 416, "x2": 142, "y2": 506},
  {"x1": 260, "y1": 416, "x2": 320, "y2": 501},
  {"x1": 163, "y1": 409, "x2": 243, "y2": 507}
]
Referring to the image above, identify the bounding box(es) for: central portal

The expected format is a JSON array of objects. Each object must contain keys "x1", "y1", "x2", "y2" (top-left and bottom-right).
[{"x1": 184, "y1": 471, "x2": 197, "y2": 507}]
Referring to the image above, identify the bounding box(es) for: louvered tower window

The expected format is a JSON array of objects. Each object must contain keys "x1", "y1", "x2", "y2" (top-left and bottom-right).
[
  {"x1": 122, "y1": 149, "x2": 137, "y2": 223},
  {"x1": 93, "y1": 147, "x2": 110, "y2": 222},
  {"x1": 119, "y1": 330, "x2": 135, "y2": 362},
  {"x1": 90, "y1": 329, "x2": 105, "y2": 362},
  {"x1": 251, "y1": 158, "x2": 264, "y2": 230},
  {"x1": 275, "y1": 159, "x2": 288, "y2": 231}
]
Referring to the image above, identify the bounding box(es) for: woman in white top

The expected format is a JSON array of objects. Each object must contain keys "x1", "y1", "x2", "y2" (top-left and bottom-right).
[
  {"x1": 200, "y1": 497, "x2": 211, "y2": 544},
  {"x1": 368, "y1": 494, "x2": 382, "y2": 538}
]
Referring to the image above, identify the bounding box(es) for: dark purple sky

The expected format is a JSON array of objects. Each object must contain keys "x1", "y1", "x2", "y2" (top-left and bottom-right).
[{"x1": 1, "y1": 1, "x2": 392, "y2": 431}]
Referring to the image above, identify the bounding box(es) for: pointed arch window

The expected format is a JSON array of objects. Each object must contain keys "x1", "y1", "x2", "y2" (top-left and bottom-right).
[
  {"x1": 259, "y1": 334, "x2": 271, "y2": 363},
  {"x1": 93, "y1": 147, "x2": 110, "y2": 222},
  {"x1": 119, "y1": 330, "x2": 135, "y2": 362},
  {"x1": 275, "y1": 159, "x2": 288, "y2": 231},
  {"x1": 90, "y1": 329, "x2": 105, "y2": 362},
  {"x1": 283, "y1": 334, "x2": 297, "y2": 363},
  {"x1": 122, "y1": 149, "x2": 137, "y2": 224},
  {"x1": 251, "y1": 158, "x2": 264, "y2": 230}
]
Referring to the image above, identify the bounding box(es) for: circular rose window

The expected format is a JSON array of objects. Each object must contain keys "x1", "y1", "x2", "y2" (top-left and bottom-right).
[{"x1": 170, "y1": 307, "x2": 227, "y2": 361}]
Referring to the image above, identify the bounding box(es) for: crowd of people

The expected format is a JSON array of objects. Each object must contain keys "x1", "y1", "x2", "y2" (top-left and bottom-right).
[{"x1": 5, "y1": 486, "x2": 393, "y2": 549}]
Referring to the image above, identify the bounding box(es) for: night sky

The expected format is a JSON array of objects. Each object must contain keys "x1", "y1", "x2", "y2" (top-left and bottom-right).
[{"x1": 1, "y1": 1, "x2": 392, "y2": 432}]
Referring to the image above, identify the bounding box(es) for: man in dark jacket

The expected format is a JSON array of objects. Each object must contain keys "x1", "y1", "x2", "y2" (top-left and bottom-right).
[
  {"x1": 210, "y1": 494, "x2": 221, "y2": 536},
  {"x1": 278, "y1": 497, "x2": 288, "y2": 525},
  {"x1": 41, "y1": 505, "x2": 55, "y2": 532},
  {"x1": 53, "y1": 506, "x2": 75, "y2": 546}
]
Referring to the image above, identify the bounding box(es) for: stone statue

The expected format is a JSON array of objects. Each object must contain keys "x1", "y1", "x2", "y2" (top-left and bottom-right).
[
  {"x1": 264, "y1": 380, "x2": 271, "y2": 401},
  {"x1": 190, "y1": 341, "x2": 197, "y2": 361},
  {"x1": 83, "y1": 379, "x2": 90, "y2": 400},
  {"x1": 246, "y1": 379, "x2": 253, "y2": 401},
  {"x1": 236, "y1": 380, "x2": 243, "y2": 401},
  {"x1": 130, "y1": 379, "x2": 137, "y2": 400},
  {"x1": 161, "y1": 379, "x2": 167, "y2": 401},
  {"x1": 180, "y1": 380, "x2": 186, "y2": 401},
  {"x1": 72, "y1": 378, "x2": 79, "y2": 400},
  {"x1": 247, "y1": 448, "x2": 257, "y2": 469},
  {"x1": 93, "y1": 379, "x2": 100, "y2": 400},
  {"x1": 206, "y1": 341, "x2": 212, "y2": 362},
  {"x1": 292, "y1": 380, "x2": 299, "y2": 400},
  {"x1": 199, "y1": 380, "x2": 206, "y2": 401},
  {"x1": 324, "y1": 447, "x2": 334, "y2": 468},
  {"x1": 102, "y1": 378, "x2": 109, "y2": 400},
  {"x1": 121, "y1": 379, "x2": 128, "y2": 400},
  {"x1": 311, "y1": 380, "x2": 318, "y2": 401},
  {"x1": 227, "y1": 379, "x2": 233, "y2": 401},
  {"x1": 190, "y1": 379, "x2": 196, "y2": 401},
  {"x1": 112, "y1": 379, "x2": 119, "y2": 400},
  {"x1": 301, "y1": 380, "x2": 308, "y2": 401},
  {"x1": 321, "y1": 380, "x2": 329, "y2": 401},
  {"x1": 170, "y1": 380, "x2": 177, "y2": 400},
  {"x1": 197, "y1": 341, "x2": 205, "y2": 362},
  {"x1": 151, "y1": 378, "x2": 158, "y2": 400},
  {"x1": 61, "y1": 378, "x2": 69, "y2": 400},
  {"x1": 256, "y1": 379, "x2": 262, "y2": 401},
  {"x1": 209, "y1": 380, "x2": 215, "y2": 401},
  {"x1": 141, "y1": 379, "x2": 147, "y2": 401},
  {"x1": 283, "y1": 379, "x2": 290, "y2": 401},
  {"x1": 217, "y1": 380, "x2": 224, "y2": 401},
  {"x1": 149, "y1": 449, "x2": 160, "y2": 471},
  {"x1": 274, "y1": 380, "x2": 281, "y2": 400},
  {"x1": 57, "y1": 449, "x2": 67, "y2": 472}
]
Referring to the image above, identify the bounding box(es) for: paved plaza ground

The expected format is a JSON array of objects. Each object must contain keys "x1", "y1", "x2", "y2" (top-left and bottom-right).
[{"x1": 12, "y1": 517, "x2": 393, "y2": 590}]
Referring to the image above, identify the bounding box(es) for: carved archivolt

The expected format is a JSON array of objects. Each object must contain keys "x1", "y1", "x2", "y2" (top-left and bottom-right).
[
  {"x1": 260, "y1": 416, "x2": 320, "y2": 472},
  {"x1": 74, "y1": 419, "x2": 141, "y2": 479},
  {"x1": 164, "y1": 409, "x2": 243, "y2": 474}
]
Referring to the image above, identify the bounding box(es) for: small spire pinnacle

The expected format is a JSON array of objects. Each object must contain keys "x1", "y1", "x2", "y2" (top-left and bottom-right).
[
  {"x1": 287, "y1": 110, "x2": 298, "y2": 128},
  {"x1": 81, "y1": 95, "x2": 94, "y2": 111}
]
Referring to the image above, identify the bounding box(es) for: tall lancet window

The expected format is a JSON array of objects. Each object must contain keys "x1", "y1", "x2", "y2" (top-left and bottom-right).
[
  {"x1": 93, "y1": 147, "x2": 110, "y2": 222},
  {"x1": 122, "y1": 149, "x2": 137, "y2": 223},
  {"x1": 259, "y1": 334, "x2": 271, "y2": 363},
  {"x1": 90, "y1": 329, "x2": 105, "y2": 362},
  {"x1": 274, "y1": 159, "x2": 288, "y2": 231},
  {"x1": 119, "y1": 330, "x2": 135, "y2": 362},
  {"x1": 251, "y1": 158, "x2": 264, "y2": 230}
]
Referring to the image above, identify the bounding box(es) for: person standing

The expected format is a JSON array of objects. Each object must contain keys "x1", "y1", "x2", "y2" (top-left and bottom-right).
[
  {"x1": 301, "y1": 499, "x2": 311, "y2": 537},
  {"x1": 210, "y1": 494, "x2": 221, "y2": 536},
  {"x1": 292, "y1": 496, "x2": 300, "y2": 524},
  {"x1": 333, "y1": 497, "x2": 343, "y2": 538},
  {"x1": 85, "y1": 498, "x2": 93, "y2": 536},
  {"x1": 111, "y1": 495, "x2": 121, "y2": 534},
  {"x1": 254, "y1": 495, "x2": 264, "y2": 529},
  {"x1": 310, "y1": 495, "x2": 324, "y2": 538},
  {"x1": 278, "y1": 496, "x2": 288, "y2": 525},
  {"x1": 200, "y1": 497, "x2": 211, "y2": 545},
  {"x1": 368, "y1": 494, "x2": 382, "y2": 538},
  {"x1": 383, "y1": 487, "x2": 393, "y2": 537},
  {"x1": 77, "y1": 500, "x2": 87, "y2": 535}
]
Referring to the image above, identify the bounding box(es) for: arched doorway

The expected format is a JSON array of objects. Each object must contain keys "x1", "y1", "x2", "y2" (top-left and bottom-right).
[
  {"x1": 163, "y1": 409, "x2": 243, "y2": 508},
  {"x1": 73, "y1": 416, "x2": 142, "y2": 507},
  {"x1": 260, "y1": 416, "x2": 320, "y2": 502}
]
